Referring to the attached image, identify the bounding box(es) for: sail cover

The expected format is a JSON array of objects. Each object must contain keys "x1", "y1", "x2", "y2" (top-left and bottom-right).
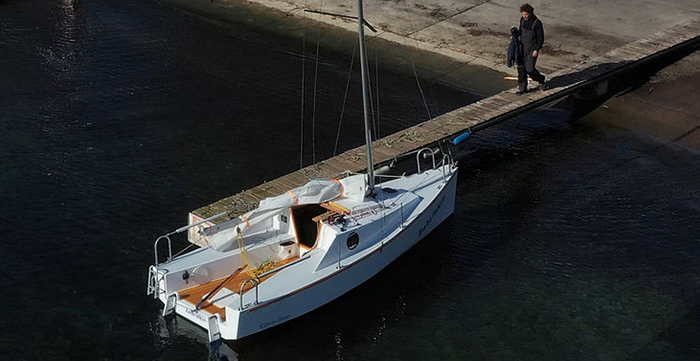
[
  {"x1": 202, "y1": 179, "x2": 341, "y2": 251},
  {"x1": 339, "y1": 173, "x2": 368, "y2": 202}
]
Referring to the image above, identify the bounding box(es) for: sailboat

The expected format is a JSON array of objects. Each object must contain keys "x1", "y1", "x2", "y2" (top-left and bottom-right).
[{"x1": 146, "y1": 0, "x2": 458, "y2": 342}]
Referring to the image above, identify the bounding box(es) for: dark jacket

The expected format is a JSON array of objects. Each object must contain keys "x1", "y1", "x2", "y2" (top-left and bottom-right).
[
  {"x1": 519, "y1": 15, "x2": 544, "y2": 52},
  {"x1": 507, "y1": 27, "x2": 523, "y2": 68}
]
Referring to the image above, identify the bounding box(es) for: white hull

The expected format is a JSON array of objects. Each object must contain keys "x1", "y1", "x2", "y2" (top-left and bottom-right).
[
  {"x1": 232, "y1": 168, "x2": 457, "y2": 339},
  {"x1": 148, "y1": 164, "x2": 458, "y2": 341}
]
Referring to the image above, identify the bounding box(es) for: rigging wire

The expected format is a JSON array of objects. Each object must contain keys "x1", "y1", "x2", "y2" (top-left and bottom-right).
[
  {"x1": 401, "y1": 3, "x2": 433, "y2": 121},
  {"x1": 364, "y1": 44, "x2": 377, "y2": 142},
  {"x1": 402, "y1": 3, "x2": 448, "y2": 157},
  {"x1": 335, "y1": 29, "x2": 379, "y2": 155},
  {"x1": 310, "y1": 1, "x2": 323, "y2": 164},
  {"x1": 405, "y1": 40, "x2": 432, "y2": 120},
  {"x1": 299, "y1": 2, "x2": 308, "y2": 169},
  {"x1": 374, "y1": 50, "x2": 380, "y2": 139},
  {"x1": 333, "y1": 45, "x2": 357, "y2": 156}
]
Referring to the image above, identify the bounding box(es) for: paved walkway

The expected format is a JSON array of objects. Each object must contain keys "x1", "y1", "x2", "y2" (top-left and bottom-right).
[{"x1": 236, "y1": 0, "x2": 700, "y2": 75}]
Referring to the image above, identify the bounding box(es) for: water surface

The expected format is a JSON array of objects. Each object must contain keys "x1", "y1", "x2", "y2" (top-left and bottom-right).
[{"x1": 1, "y1": 0, "x2": 699, "y2": 360}]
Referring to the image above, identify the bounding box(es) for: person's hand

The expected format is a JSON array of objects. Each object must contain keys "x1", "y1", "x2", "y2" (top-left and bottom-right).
[{"x1": 532, "y1": 50, "x2": 539, "y2": 57}]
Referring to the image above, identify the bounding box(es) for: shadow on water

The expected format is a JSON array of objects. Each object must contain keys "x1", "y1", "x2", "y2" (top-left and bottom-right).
[{"x1": 559, "y1": 40, "x2": 700, "y2": 120}]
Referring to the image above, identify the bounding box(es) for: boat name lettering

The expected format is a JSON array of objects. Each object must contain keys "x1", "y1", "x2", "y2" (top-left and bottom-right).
[
  {"x1": 185, "y1": 307, "x2": 206, "y2": 323},
  {"x1": 259, "y1": 314, "x2": 291, "y2": 330},
  {"x1": 418, "y1": 195, "x2": 444, "y2": 237}
]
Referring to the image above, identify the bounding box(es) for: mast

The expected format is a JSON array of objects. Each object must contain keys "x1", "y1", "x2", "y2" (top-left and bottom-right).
[{"x1": 357, "y1": 0, "x2": 375, "y2": 196}]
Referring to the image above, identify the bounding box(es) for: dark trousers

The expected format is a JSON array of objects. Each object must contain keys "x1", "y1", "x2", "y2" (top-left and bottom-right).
[{"x1": 517, "y1": 51, "x2": 545, "y2": 91}]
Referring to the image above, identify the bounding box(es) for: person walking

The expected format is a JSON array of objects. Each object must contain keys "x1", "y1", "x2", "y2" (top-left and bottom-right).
[{"x1": 517, "y1": 3, "x2": 546, "y2": 94}]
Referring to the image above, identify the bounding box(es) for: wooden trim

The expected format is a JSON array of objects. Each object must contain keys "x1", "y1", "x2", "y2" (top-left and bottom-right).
[
  {"x1": 178, "y1": 257, "x2": 300, "y2": 320},
  {"x1": 322, "y1": 201, "x2": 351, "y2": 215},
  {"x1": 312, "y1": 210, "x2": 337, "y2": 223}
]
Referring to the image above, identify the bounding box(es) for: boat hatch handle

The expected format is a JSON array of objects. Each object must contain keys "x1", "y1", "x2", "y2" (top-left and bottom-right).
[
  {"x1": 240, "y1": 278, "x2": 260, "y2": 310},
  {"x1": 416, "y1": 148, "x2": 436, "y2": 173}
]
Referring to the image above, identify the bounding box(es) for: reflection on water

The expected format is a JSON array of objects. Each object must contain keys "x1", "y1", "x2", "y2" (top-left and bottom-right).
[
  {"x1": 60, "y1": 0, "x2": 78, "y2": 33},
  {"x1": 1, "y1": 0, "x2": 699, "y2": 360}
]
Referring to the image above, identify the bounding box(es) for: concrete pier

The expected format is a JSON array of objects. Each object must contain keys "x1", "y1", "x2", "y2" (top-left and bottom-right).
[{"x1": 169, "y1": 0, "x2": 700, "y2": 76}]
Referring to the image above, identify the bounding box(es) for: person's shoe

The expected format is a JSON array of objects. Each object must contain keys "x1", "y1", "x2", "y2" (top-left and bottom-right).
[{"x1": 516, "y1": 89, "x2": 528, "y2": 95}]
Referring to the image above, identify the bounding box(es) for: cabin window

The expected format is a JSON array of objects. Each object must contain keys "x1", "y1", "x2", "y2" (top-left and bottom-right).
[{"x1": 347, "y1": 233, "x2": 359, "y2": 250}]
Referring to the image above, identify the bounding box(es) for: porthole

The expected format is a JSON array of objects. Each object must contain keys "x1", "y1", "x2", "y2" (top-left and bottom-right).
[{"x1": 347, "y1": 233, "x2": 359, "y2": 250}]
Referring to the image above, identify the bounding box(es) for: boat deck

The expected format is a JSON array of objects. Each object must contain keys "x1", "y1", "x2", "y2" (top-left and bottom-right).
[{"x1": 179, "y1": 257, "x2": 300, "y2": 320}]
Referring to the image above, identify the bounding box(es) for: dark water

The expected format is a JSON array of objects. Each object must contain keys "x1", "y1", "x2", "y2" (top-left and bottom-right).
[{"x1": 2, "y1": 1, "x2": 699, "y2": 360}]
